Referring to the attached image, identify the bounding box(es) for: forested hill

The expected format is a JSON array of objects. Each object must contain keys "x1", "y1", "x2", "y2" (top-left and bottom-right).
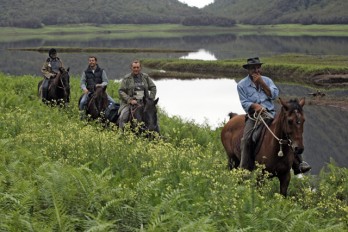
[
  {"x1": 0, "y1": 0, "x2": 235, "y2": 28},
  {"x1": 1, "y1": 0, "x2": 347, "y2": 28},
  {"x1": 203, "y1": 0, "x2": 348, "y2": 24}
]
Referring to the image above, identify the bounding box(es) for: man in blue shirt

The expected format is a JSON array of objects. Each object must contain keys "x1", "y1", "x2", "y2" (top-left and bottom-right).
[{"x1": 237, "y1": 57, "x2": 311, "y2": 174}]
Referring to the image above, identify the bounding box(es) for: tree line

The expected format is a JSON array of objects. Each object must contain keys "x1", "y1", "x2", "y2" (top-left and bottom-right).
[
  {"x1": 203, "y1": 0, "x2": 348, "y2": 25},
  {"x1": 0, "y1": 0, "x2": 235, "y2": 28},
  {"x1": 0, "y1": 0, "x2": 346, "y2": 28}
]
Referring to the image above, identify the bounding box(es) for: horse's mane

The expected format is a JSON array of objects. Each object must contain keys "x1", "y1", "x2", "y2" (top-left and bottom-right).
[{"x1": 287, "y1": 99, "x2": 303, "y2": 113}]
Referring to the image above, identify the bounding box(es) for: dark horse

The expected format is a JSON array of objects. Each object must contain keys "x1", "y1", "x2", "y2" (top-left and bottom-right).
[
  {"x1": 128, "y1": 97, "x2": 160, "y2": 134},
  {"x1": 221, "y1": 98, "x2": 306, "y2": 196},
  {"x1": 79, "y1": 86, "x2": 109, "y2": 121},
  {"x1": 38, "y1": 67, "x2": 70, "y2": 106}
]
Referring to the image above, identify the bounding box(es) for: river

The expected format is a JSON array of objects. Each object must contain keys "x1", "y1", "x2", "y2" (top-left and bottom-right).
[{"x1": 1, "y1": 32, "x2": 347, "y2": 173}]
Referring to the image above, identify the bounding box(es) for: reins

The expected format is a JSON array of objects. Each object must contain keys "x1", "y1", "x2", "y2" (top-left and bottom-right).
[
  {"x1": 249, "y1": 110, "x2": 293, "y2": 157},
  {"x1": 130, "y1": 103, "x2": 142, "y2": 119}
]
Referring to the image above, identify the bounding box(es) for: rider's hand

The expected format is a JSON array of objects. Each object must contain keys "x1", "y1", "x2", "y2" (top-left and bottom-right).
[
  {"x1": 253, "y1": 103, "x2": 264, "y2": 113},
  {"x1": 83, "y1": 89, "x2": 89, "y2": 94},
  {"x1": 251, "y1": 73, "x2": 261, "y2": 83},
  {"x1": 129, "y1": 99, "x2": 137, "y2": 105},
  {"x1": 95, "y1": 84, "x2": 102, "y2": 87}
]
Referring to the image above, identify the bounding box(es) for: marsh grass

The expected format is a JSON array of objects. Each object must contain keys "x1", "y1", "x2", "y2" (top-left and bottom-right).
[
  {"x1": 0, "y1": 73, "x2": 347, "y2": 231},
  {"x1": 143, "y1": 54, "x2": 348, "y2": 85}
]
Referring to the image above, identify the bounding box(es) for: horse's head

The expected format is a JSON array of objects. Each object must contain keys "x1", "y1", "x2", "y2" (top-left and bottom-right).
[
  {"x1": 58, "y1": 67, "x2": 70, "y2": 90},
  {"x1": 142, "y1": 97, "x2": 159, "y2": 132},
  {"x1": 94, "y1": 85, "x2": 108, "y2": 111},
  {"x1": 279, "y1": 98, "x2": 305, "y2": 155}
]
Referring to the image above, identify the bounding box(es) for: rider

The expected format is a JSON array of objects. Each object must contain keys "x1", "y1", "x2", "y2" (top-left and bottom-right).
[
  {"x1": 79, "y1": 56, "x2": 116, "y2": 115},
  {"x1": 118, "y1": 59, "x2": 157, "y2": 129},
  {"x1": 237, "y1": 57, "x2": 311, "y2": 174},
  {"x1": 41, "y1": 48, "x2": 63, "y2": 100}
]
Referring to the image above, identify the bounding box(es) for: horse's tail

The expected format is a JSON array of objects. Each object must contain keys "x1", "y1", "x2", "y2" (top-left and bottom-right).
[{"x1": 228, "y1": 112, "x2": 238, "y2": 119}]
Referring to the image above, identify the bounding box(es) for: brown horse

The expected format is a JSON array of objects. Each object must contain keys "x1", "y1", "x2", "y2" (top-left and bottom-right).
[
  {"x1": 38, "y1": 67, "x2": 70, "y2": 106},
  {"x1": 79, "y1": 86, "x2": 109, "y2": 121},
  {"x1": 221, "y1": 98, "x2": 305, "y2": 196}
]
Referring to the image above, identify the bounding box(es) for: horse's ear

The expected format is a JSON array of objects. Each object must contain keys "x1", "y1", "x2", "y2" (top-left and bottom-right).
[
  {"x1": 67, "y1": 67, "x2": 70, "y2": 72},
  {"x1": 279, "y1": 97, "x2": 289, "y2": 111},
  {"x1": 299, "y1": 97, "x2": 305, "y2": 107},
  {"x1": 154, "y1": 97, "x2": 159, "y2": 105}
]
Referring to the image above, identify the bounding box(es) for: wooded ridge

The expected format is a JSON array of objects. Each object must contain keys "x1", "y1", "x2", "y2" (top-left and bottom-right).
[{"x1": 0, "y1": 0, "x2": 347, "y2": 28}]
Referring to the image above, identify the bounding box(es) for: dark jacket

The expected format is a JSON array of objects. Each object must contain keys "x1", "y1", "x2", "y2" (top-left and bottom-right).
[{"x1": 84, "y1": 65, "x2": 103, "y2": 92}]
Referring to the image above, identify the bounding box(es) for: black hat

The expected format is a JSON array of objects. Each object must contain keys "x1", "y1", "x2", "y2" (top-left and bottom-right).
[
  {"x1": 242, "y1": 57, "x2": 263, "y2": 69},
  {"x1": 48, "y1": 48, "x2": 57, "y2": 56}
]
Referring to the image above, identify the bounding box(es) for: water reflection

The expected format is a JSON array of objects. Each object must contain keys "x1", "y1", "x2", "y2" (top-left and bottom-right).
[
  {"x1": 1, "y1": 34, "x2": 348, "y2": 77},
  {"x1": 180, "y1": 49, "x2": 217, "y2": 60},
  {"x1": 155, "y1": 78, "x2": 244, "y2": 128}
]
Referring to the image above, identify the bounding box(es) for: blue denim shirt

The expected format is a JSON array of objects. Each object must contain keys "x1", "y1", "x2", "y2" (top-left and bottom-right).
[{"x1": 237, "y1": 75, "x2": 279, "y2": 117}]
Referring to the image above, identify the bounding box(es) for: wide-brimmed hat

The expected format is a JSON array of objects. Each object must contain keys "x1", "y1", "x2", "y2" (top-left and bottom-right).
[
  {"x1": 242, "y1": 57, "x2": 263, "y2": 69},
  {"x1": 48, "y1": 48, "x2": 57, "y2": 56}
]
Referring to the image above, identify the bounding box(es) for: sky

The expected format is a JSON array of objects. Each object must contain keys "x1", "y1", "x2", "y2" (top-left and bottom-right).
[{"x1": 178, "y1": 0, "x2": 214, "y2": 8}]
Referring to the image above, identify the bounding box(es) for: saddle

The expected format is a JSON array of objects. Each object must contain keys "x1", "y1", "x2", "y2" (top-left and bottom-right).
[
  {"x1": 250, "y1": 115, "x2": 273, "y2": 158},
  {"x1": 104, "y1": 102, "x2": 120, "y2": 123}
]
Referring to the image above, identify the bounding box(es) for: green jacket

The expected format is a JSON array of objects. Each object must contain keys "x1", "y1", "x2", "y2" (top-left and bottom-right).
[{"x1": 118, "y1": 72, "x2": 157, "y2": 112}]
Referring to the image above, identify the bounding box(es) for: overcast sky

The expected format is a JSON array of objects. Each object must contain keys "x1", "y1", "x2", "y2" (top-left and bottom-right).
[{"x1": 178, "y1": 0, "x2": 214, "y2": 8}]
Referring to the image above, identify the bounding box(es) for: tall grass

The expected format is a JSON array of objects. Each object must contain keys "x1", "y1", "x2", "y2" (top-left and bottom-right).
[{"x1": 0, "y1": 73, "x2": 347, "y2": 231}]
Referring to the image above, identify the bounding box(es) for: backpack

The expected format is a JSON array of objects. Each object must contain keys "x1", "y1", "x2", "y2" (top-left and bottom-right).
[{"x1": 105, "y1": 102, "x2": 120, "y2": 123}]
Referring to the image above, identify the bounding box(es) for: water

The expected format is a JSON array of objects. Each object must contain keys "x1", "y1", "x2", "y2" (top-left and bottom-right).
[
  {"x1": 156, "y1": 78, "x2": 244, "y2": 128},
  {"x1": 1, "y1": 32, "x2": 347, "y2": 173},
  {"x1": 1, "y1": 34, "x2": 348, "y2": 77}
]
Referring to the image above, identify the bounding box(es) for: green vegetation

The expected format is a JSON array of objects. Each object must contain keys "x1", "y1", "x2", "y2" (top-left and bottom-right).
[
  {"x1": 1, "y1": 24, "x2": 348, "y2": 43},
  {"x1": 0, "y1": 0, "x2": 235, "y2": 28},
  {"x1": 204, "y1": 0, "x2": 348, "y2": 24},
  {"x1": 1, "y1": 0, "x2": 347, "y2": 28},
  {"x1": 10, "y1": 47, "x2": 194, "y2": 54},
  {"x1": 144, "y1": 54, "x2": 348, "y2": 86},
  {"x1": 1, "y1": 73, "x2": 347, "y2": 231}
]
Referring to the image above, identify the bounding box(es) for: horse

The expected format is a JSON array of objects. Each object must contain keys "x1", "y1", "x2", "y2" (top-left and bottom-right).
[
  {"x1": 79, "y1": 85, "x2": 109, "y2": 121},
  {"x1": 128, "y1": 97, "x2": 160, "y2": 135},
  {"x1": 38, "y1": 67, "x2": 70, "y2": 106},
  {"x1": 221, "y1": 98, "x2": 306, "y2": 196}
]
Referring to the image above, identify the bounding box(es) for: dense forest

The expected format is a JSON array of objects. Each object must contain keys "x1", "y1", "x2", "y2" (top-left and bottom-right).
[
  {"x1": 0, "y1": 0, "x2": 235, "y2": 28},
  {"x1": 0, "y1": 0, "x2": 347, "y2": 28},
  {"x1": 204, "y1": 0, "x2": 348, "y2": 25}
]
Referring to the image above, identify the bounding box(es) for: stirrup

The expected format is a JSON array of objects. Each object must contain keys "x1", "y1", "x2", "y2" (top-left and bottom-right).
[{"x1": 299, "y1": 161, "x2": 311, "y2": 173}]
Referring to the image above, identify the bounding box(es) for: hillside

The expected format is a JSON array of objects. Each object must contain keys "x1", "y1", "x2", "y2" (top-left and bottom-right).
[
  {"x1": 1, "y1": 0, "x2": 347, "y2": 28},
  {"x1": 0, "y1": 0, "x2": 235, "y2": 28},
  {"x1": 203, "y1": 0, "x2": 348, "y2": 24},
  {"x1": 1, "y1": 74, "x2": 347, "y2": 231}
]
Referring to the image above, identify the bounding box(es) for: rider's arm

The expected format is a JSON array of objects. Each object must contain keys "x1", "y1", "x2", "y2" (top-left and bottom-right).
[
  {"x1": 100, "y1": 70, "x2": 108, "y2": 87},
  {"x1": 146, "y1": 75, "x2": 157, "y2": 99},
  {"x1": 80, "y1": 72, "x2": 88, "y2": 93},
  {"x1": 41, "y1": 61, "x2": 54, "y2": 79}
]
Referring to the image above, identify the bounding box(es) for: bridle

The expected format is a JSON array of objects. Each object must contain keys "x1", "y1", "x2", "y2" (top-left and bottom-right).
[{"x1": 250, "y1": 109, "x2": 294, "y2": 157}]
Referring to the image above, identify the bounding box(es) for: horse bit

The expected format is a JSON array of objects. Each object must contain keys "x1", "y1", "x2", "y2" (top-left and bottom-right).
[{"x1": 250, "y1": 110, "x2": 293, "y2": 157}]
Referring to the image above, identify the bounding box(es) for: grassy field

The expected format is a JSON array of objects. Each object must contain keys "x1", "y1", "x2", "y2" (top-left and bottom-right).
[
  {"x1": 1, "y1": 24, "x2": 348, "y2": 42},
  {"x1": 0, "y1": 73, "x2": 347, "y2": 231},
  {"x1": 144, "y1": 54, "x2": 348, "y2": 87}
]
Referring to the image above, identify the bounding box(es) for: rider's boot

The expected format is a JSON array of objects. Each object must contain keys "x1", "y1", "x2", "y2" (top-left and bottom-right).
[
  {"x1": 41, "y1": 78, "x2": 49, "y2": 101},
  {"x1": 240, "y1": 137, "x2": 254, "y2": 171},
  {"x1": 293, "y1": 154, "x2": 311, "y2": 175}
]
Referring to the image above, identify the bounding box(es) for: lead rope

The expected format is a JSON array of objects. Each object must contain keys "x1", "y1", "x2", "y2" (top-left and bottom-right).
[{"x1": 251, "y1": 110, "x2": 291, "y2": 157}]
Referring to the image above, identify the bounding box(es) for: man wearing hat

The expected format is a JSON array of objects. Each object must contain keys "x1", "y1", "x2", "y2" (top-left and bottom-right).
[
  {"x1": 41, "y1": 48, "x2": 63, "y2": 100},
  {"x1": 237, "y1": 57, "x2": 311, "y2": 174}
]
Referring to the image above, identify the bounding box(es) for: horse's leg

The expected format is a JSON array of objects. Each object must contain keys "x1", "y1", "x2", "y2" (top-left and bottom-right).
[{"x1": 278, "y1": 171, "x2": 291, "y2": 197}]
